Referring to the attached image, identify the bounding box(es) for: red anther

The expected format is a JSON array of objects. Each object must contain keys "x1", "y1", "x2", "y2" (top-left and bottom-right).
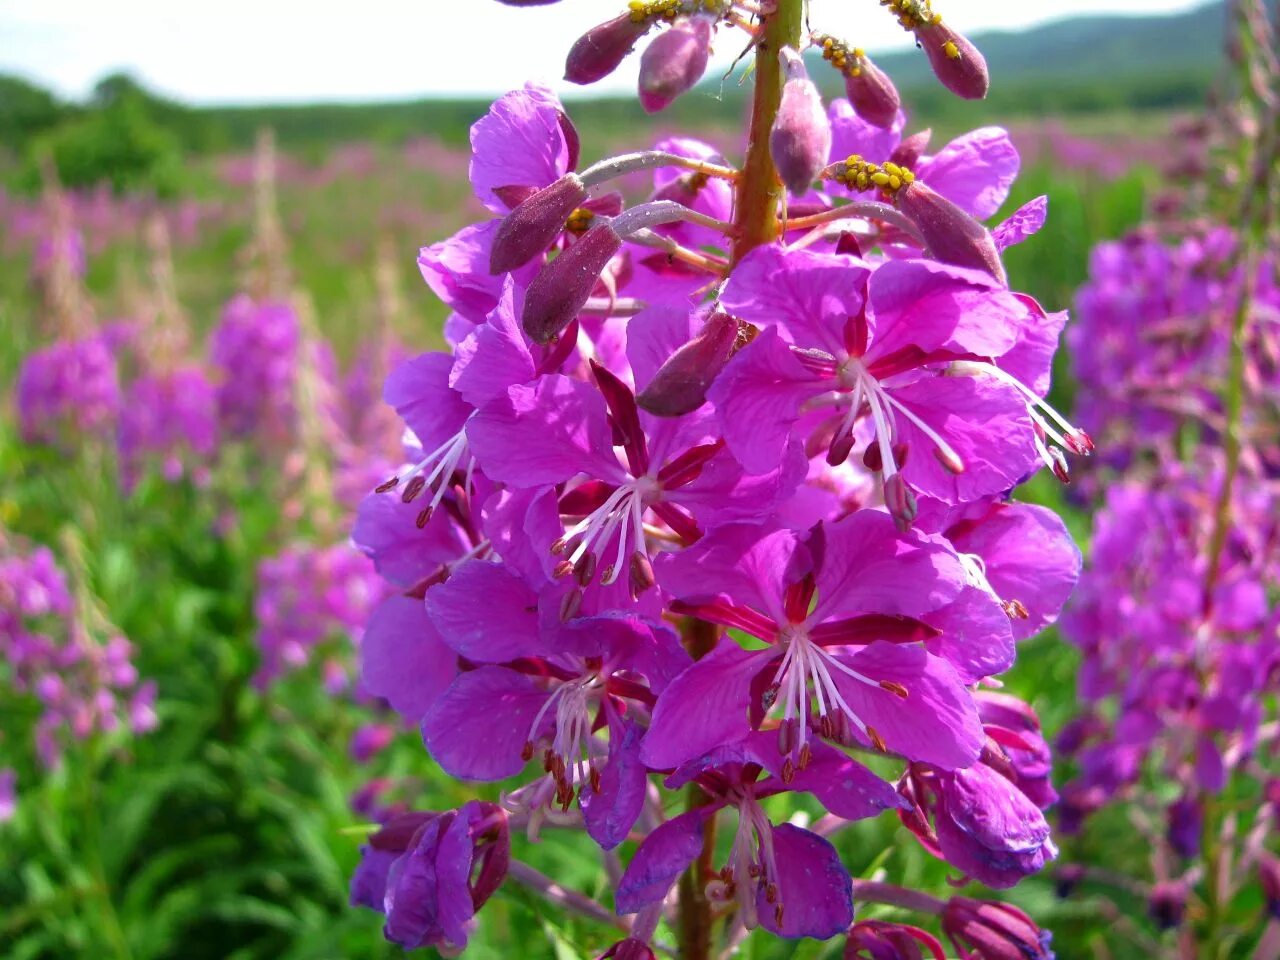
[
  {"x1": 867, "y1": 725, "x2": 888, "y2": 752},
  {"x1": 934, "y1": 446, "x2": 965, "y2": 474},
  {"x1": 400, "y1": 475, "x2": 427, "y2": 503},
  {"x1": 879, "y1": 680, "x2": 910, "y2": 699},
  {"x1": 798, "y1": 743, "x2": 812, "y2": 770},
  {"x1": 521, "y1": 740, "x2": 535, "y2": 762},
  {"x1": 1067, "y1": 430, "x2": 1095, "y2": 455},
  {"x1": 1049, "y1": 448, "x2": 1071, "y2": 484},
  {"x1": 1003, "y1": 599, "x2": 1030, "y2": 619},
  {"x1": 629, "y1": 552, "x2": 656, "y2": 594},
  {"x1": 863, "y1": 443, "x2": 883, "y2": 472},
  {"x1": 827, "y1": 428, "x2": 856, "y2": 467},
  {"x1": 573, "y1": 551, "x2": 598, "y2": 585},
  {"x1": 781, "y1": 758, "x2": 796, "y2": 784},
  {"x1": 774, "y1": 903, "x2": 785, "y2": 927},
  {"x1": 777, "y1": 717, "x2": 798, "y2": 756},
  {"x1": 559, "y1": 586, "x2": 584, "y2": 622},
  {"x1": 552, "y1": 559, "x2": 574, "y2": 579},
  {"x1": 765, "y1": 883, "x2": 778, "y2": 904},
  {"x1": 415, "y1": 506, "x2": 433, "y2": 529},
  {"x1": 550, "y1": 537, "x2": 569, "y2": 556},
  {"x1": 542, "y1": 748, "x2": 555, "y2": 772},
  {"x1": 884, "y1": 474, "x2": 919, "y2": 531},
  {"x1": 375, "y1": 475, "x2": 400, "y2": 493},
  {"x1": 589, "y1": 764, "x2": 602, "y2": 794}
]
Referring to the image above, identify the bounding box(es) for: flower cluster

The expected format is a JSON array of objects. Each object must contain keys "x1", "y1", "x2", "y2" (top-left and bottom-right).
[
  {"x1": 16, "y1": 333, "x2": 122, "y2": 447},
  {"x1": 0, "y1": 538, "x2": 156, "y2": 776},
  {"x1": 348, "y1": 2, "x2": 1082, "y2": 947}
]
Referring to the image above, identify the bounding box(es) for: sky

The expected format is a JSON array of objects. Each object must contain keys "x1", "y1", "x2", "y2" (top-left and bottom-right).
[{"x1": 1, "y1": 0, "x2": 1207, "y2": 105}]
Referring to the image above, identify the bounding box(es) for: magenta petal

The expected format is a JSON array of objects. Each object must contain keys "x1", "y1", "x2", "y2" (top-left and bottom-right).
[
  {"x1": 470, "y1": 84, "x2": 573, "y2": 214},
  {"x1": 450, "y1": 280, "x2": 537, "y2": 407},
  {"x1": 935, "y1": 764, "x2": 1056, "y2": 888},
  {"x1": 469, "y1": 375, "x2": 623, "y2": 487},
  {"x1": 362, "y1": 596, "x2": 457, "y2": 725},
  {"x1": 889, "y1": 375, "x2": 1039, "y2": 503},
  {"x1": 353, "y1": 491, "x2": 470, "y2": 588},
  {"x1": 421, "y1": 666, "x2": 552, "y2": 780},
  {"x1": 419, "y1": 221, "x2": 533, "y2": 325},
  {"x1": 827, "y1": 98, "x2": 904, "y2": 165},
  {"x1": 757, "y1": 823, "x2": 853, "y2": 940},
  {"x1": 642, "y1": 643, "x2": 776, "y2": 769},
  {"x1": 615, "y1": 809, "x2": 711, "y2": 914},
  {"x1": 953, "y1": 502, "x2": 1080, "y2": 641},
  {"x1": 759, "y1": 738, "x2": 907, "y2": 820},
  {"x1": 833, "y1": 641, "x2": 983, "y2": 770},
  {"x1": 436, "y1": 804, "x2": 483, "y2": 945},
  {"x1": 425, "y1": 560, "x2": 544, "y2": 662},
  {"x1": 581, "y1": 719, "x2": 648, "y2": 850},
  {"x1": 923, "y1": 586, "x2": 1016, "y2": 684},
  {"x1": 708, "y1": 327, "x2": 826, "y2": 476},
  {"x1": 993, "y1": 195, "x2": 1048, "y2": 251},
  {"x1": 814, "y1": 510, "x2": 964, "y2": 622},
  {"x1": 917, "y1": 127, "x2": 1020, "y2": 221},
  {"x1": 656, "y1": 522, "x2": 804, "y2": 625},
  {"x1": 626, "y1": 304, "x2": 699, "y2": 392},
  {"x1": 998, "y1": 294, "x2": 1067, "y2": 398},
  {"x1": 383, "y1": 352, "x2": 471, "y2": 451},
  {"x1": 865, "y1": 258, "x2": 1019, "y2": 361},
  {"x1": 720, "y1": 246, "x2": 868, "y2": 354}
]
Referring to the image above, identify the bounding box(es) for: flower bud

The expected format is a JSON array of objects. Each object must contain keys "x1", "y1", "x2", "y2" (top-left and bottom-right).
[
  {"x1": 1259, "y1": 854, "x2": 1280, "y2": 919},
  {"x1": 770, "y1": 48, "x2": 832, "y2": 195},
  {"x1": 638, "y1": 16, "x2": 713, "y2": 113},
  {"x1": 522, "y1": 223, "x2": 622, "y2": 344},
  {"x1": 599, "y1": 938, "x2": 657, "y2": 960},
  {"x1": 917, "y1": 22, "x2": 989, "y2": 100},
  {"x1": 845, "y1": 920, "x2": 945, "y2": 959},
  {"x1": 489, "y1": 174, "x2": 589, "y2": 274},
  {"x1": 889, "y1": 129, "x2": 932, "y2": 170},
  {"x1": 844, "y1": 56, "x2": 901, "y2": 129},
  {"x1": 1165, "y1": 793, "x2": 1202, "y2": 860},
  {"x1": 1147, "y1": 881, "x2": 1187, "y2": 930},
  {"x1": 636, "y1": 310, "x2": 739, "y2": 416},
  {"x1": 565, "y1": 13, "x2": 652, "y2": 85},
  {"x1": 942, "y1": 897, "x2": 1053, "y2": 960},
  {"x1": 895, "y1": 180, "x2": 1006, "y2": 285}
]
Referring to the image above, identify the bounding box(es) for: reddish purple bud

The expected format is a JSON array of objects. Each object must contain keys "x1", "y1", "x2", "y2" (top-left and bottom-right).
[
  {"x1": 490, "y1": 174, "x2": 588, "y2": 274},
  {"x1": 845, "y1": 920, "x2": 945, "y2": 960},
  {"x1": 1147, "y1": 882, "x2": 1187, "y2": 930},
  {"x1": 844, "y1": 56, "x2": 901, "y2": 129},
  {"x1": 638, "y1": 16, "x2": 713, "y2": 113},
  {"x1": 599, "y1": 938, "x2": 656, "y2": 960},
  {"x1": 636, "y1": 310, "x2": 739, "y2": 416},
  {"x1": 1260, "y1": 855, "x2": 1280, "y2": 920},
  {"x1": 1165, "y1": 794, "x2": 1202, "y2": 860},
  {"x1": 942, "y1": 898, "x2": 1053, "y2": 960},
  {"x1": 917, "y1": 23, "x2": 989, "y2": 99},
  {"x1": 522, "y1": 223, "x2": 622, "y2": 343},
  {"x1": 770, "y1": 49, "x2": 832, "y2": 195},
  {"x1": 896, "y1": 180, "x2": 1006, "y2": 285},
  {"x1": 565, "y1": 14, "x2": 652, "y2": 85},
  {"x1": 889, "y1": 129, "x2": 932, "y2": 170}
]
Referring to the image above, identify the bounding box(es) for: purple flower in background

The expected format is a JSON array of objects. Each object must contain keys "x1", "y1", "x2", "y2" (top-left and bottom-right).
[
  {"x1": 16, "y1": 334, "x2": 120, "y2": 446},
  {"x1": 117, "y1": 364, "x2": 218, "y2": 491},
  {"x1": 209, "y1": 295, "x2": 300, "y2": 442}
]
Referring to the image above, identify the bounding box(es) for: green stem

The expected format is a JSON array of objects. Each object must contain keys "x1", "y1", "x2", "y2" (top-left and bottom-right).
[{"x1": 730, "y1": 0, "x2": 805, "y2": 265}]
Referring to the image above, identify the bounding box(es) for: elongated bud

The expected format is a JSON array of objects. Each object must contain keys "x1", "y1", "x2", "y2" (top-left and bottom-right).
[
  {"x1": 636, "y1": 310, "x2": 738, "y2": 416},
  {"x1": 889, "y1": 129, "x2": 932, "y2": 169},
  {"x1": 639, "y1": 16, "x2": 713, "y2": 113},
  {"x1": 770, "y1": 48, "x2": 831, "y2": 195},
  {"x1": 1260, "y1": 855, "x2": 1280, "y2": 920},
  {"x1": 895, "y1": 180, "x2": 1006, "y2": 285},
  {"x1": 490, "y1": 174, "x2": 588, "y2": 274},
  {"x1": 522, "y1": 223, "x2": 622, "y2": 343},
  {"x1": 941, "y1": 897, "x2": 1053, "y2": 960},
  {"x1": 566, "y1": 13, "x2": 652, "y2": 84},
  {"x1": 917, "y1": 22, "x2": 989, "y2": 100},
  {"x1": 814, "y1": 35, "x2": 900, "y2": 129},
  {"x1": 1147, "y1": 882, "x2": 1187, "y2": 931},
  {"x1": 880, "y1": 1, "x2": 989, "y2": 99}
]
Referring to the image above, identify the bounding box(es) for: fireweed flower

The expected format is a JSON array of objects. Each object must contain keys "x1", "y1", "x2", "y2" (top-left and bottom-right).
[
  {"x1": 16, "y1": 334, "x2": 121, "y2": 446},
  {"x1": 710, "y1": 247, "x2": 1049, "y2": 523},
  {"x1": 616, "y1": 732, "x2": 904, "y2": 938},
  {"x1": 645, "y1": 513, "x2": 986, "y2": 774},
  {"x1": 116, "y1": 364, "x2": 218, "y2": 492},
  {"x1": 209, "y1": 294, "x2": 300, "y2": 443}
]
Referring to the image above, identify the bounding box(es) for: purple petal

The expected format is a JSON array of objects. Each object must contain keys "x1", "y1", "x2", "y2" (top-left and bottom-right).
[
  {"x1": 923, "y1": 586, "x2": 1016, "y2": 683},
  {"x1": 708, "y1": 326, "x2": 826, "y2": 476},
  {"x1": 450, "y1": 280, "x2": 537, "y2": 407},
  {"x1": 615, "y1": 809, "x2": 712, "y2": 914},
  {"x1": 672, "y1": 441, "x2": 808, "y2": 530},
  {"x1": 362, "y1": 595, "x2": 458, "y2": 725},
  {"x1": 997, "y1": 293, "x2": 1067, "y2": 397},
  {"x1": 827, "y1": 98, "x2": 904, "y2": 164},
  {"x1": 993, "y1": 195, "x2": 1048, "y2": 251},
  {"x1": 720, "y1": 246, "x2": 868, "y2": 355},
  {"x1": 351, "y1": 846, "x2": 398, "y2": 911},
  {"x1": 935, "y1": 764, "x2": 1056, "y2": 888},
  {"x1": 420, "y1": 221, "x2": 535, "y2": 325},
  {"x1": 813, "y1": 509, "x2": 965, "y2": 623},
  {"x1": 755, "y1": 736, "x2": 907, "y2": 820},
  {"x1": 889, "y1": 375, "x2": 1039, "y2": 503},
  {"x1": 436, "y1": 805, "x2": 482, "y2": 945},
  {"x1": 384, "y1": 352, "x2": 471, "y2": 451},
  {"x1": 470, "y1": 84, "x2": 573, "y2": 214},
  {"x1": 421, "y1": 666, "x2": 552, "y2": 780},
  {"x1": 626, "y1": 304, "x2": 699, "y2": 392},
  {"x1": 581, "y1": 719, "x2": 648, "y2": 850},
  {"x1": 917, "y1": 127, "x2": 1020, "y2": 220},
  {"x1": 425, "y1": 560, "x2": 544, "y2": 662},
  {"x1": 469, "y1": 375, "x2": 624, "y2": 487},
  {"x1": 642, "y1": 643, "x2": 775, "y2": 769},
  {"x1": 757, "y1": 824, "x2": 853, "y2": 940},
  {"x1": 832, "y1": 641, "x2": 983, "y2": 770},
  {"x1": 353, "y1": 491, "x2": 470, "y2": 588}
]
